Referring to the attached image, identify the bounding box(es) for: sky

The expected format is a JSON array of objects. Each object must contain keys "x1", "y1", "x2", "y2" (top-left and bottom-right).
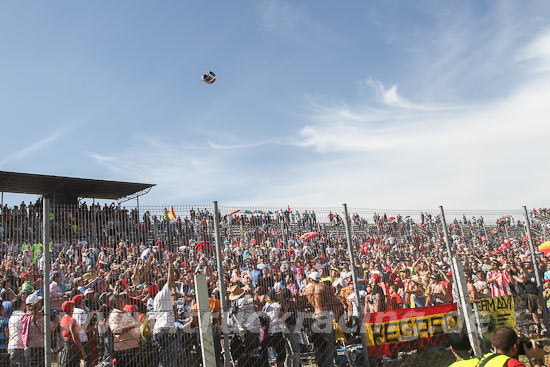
[{"x1": 0, "y1": 0, "x2": 549, "y2": 209}]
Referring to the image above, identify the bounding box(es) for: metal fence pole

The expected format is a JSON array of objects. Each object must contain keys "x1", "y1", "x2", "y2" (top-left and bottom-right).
[
  {"x1": 504, "y1": 223, "x2": 509, "y2": 239},
  {"x1": 523, "y1": 205, "x2": 550, "y2": 332},
  {"x1": 440, "y1": 206, "x2": 482, "y2": 357},
  {"x1": 195, "y1": 274, "x2": 217, "y2": 367},
  {"x1": 213, "y1": 201, "x2": 232, "y2": 367},
  {"x1": 452, "y1": 258, "x2": 483, "y2": 356},
  {"x1": 43, "y1": 198, "x2": 52, "y2": 367},
  {"x1": 343, "y1": 204, "x2": 370, "y2": 367},
  {"x1": 281, "y1": 220, "x2": 288, "y2": 248}
]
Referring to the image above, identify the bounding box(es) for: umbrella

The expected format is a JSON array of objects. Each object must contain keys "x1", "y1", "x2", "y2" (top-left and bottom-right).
[
  {"x1": 244, "y1": 210, "x2": 252, "y2": 214},
  {"x1": 538, "y1": 241, "x2": 550, "y2": 252},
  {"x1": 388, "y1": 217, "x2": 396, "y2": 222},
  {"x1": 228, "y1": 209, "x2": 240, "y2": 216},
  {"x1": 300, "y1": 232, "x2": 320, "y2": 241}
]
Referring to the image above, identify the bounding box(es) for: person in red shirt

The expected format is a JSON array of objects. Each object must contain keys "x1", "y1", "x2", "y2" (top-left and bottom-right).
[
  {"x1": 387, "y1": 285, "x2": 403, "y2": 310},
  {"x1": 487, "y1": 260, "x2": 512, "y2": 297}
]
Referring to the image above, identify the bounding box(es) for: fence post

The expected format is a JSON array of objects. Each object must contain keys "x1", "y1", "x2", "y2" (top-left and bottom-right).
[
  {"x1": 195, "y1": 274, "x2": 217, "y2": 367},
  {"x1": 213, "y1": 202, "x2": 232, "y2": 367},
  {"x1": 472, "y1": 303, "x2": 485, "y2": 352},
  {"x1": 343, "y1": 204, "x2": 370, "y2": 367},
  {"x1": 523, "y1": 206, "x2": 550, "y2": 332},
  {"x1": 43, "y1": 198, "x2": 52, "y2": 367},
  {"x1": 281, "y1": 220, "x2": 288, "y2": 248},
  {"x1": 452, "y1": 258, "x2": 483, "y2": 356},
  {"x1": 440, "y1": 206, "x2": 482, "y2": 357}
]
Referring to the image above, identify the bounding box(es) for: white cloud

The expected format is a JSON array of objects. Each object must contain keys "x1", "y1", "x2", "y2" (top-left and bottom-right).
[
  {"x1": 257, "y1": 0, "x2": 337, "y2": 46},
  {"x1": 270, "y1": 27, "x2": 550, "y2": 209},
  {"x1": 0, "y1": 129, "x2": 65, "y2": 166},
  {"x1": 88, "y1": 5, "x2": 550, "y2": 211},
  {"x1": 518, "y1": 28, "x2": 550, "y2": 73},
  {"x1": 364, "y1": 78, "x2": 410, "y2": 109},
  {"x1": 87, "y1": 138, "x2": 251, "y2": 203},
  {"x1": 361, "y1": 77, "x2": 463, "y2": 112}
]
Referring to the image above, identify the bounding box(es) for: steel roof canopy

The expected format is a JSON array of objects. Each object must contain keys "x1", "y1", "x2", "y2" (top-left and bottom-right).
[{"x1": 0, "y1": 171, "x2": 155, "y2": 200}]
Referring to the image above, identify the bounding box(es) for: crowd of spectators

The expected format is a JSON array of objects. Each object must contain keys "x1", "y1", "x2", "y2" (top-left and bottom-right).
[{"x1": 0, "y1": 202, "x2": 549, "y2": 367}]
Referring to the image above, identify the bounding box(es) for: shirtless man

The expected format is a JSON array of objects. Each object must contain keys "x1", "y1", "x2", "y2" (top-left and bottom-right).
[{"x1": 304, "y1": 271, "x2": 336, "y2": 367}]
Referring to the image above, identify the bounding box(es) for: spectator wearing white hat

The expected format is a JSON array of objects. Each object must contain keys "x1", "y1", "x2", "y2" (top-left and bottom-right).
[
  {"x1": 228, "y1": 284, "x2": 261, "y2": 367},
  {"x1": 23, "y1": 293, "x2": 44, "y2": 367}
]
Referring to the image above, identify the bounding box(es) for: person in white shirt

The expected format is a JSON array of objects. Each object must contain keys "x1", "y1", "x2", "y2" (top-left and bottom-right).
[
  {"x1": 152, "y1": 253, "x2": 177, "y2": 367},
  {"x1": 262, "y1": 291, "x2": 286, "y2": 367},
  {"x1": 228, "y1": 285, "x2": 261, "y2": 367},
  {"x1": 71, "y1": 294, "x2": 89, "y2": 353},
  {"x1": 7, "y1": 296, "x2": 26, "y2": 367},
  {"x1": 474, "y1": 270, "x2": 491, "y2": 298},
  {"x1": 50, "y1": 272, "x2": 64, "y2": 311},
  {"x1": 107, "y1": 294, "x2": 140, "y2": 367}
]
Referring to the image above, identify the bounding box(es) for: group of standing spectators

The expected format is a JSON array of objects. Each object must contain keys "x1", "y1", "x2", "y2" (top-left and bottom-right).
[{"x1": 0, "y1": 202, "x2": 549, "y2": 366}]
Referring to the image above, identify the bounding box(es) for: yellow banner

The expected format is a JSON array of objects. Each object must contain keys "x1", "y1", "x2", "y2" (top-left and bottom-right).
[
  {"x1": 363, "y1": 303, "x2": 460, "y2": 347},
  {"x1": 472, "y1": 295, "x2": 517, "y2": 340}
]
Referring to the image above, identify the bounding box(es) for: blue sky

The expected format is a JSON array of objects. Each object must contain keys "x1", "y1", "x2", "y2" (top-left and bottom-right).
[{"x1": 1, "y1": 1, "x2": 549, "y2": 208}]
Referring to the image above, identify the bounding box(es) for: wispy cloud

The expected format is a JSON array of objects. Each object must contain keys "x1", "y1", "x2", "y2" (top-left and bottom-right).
[
  {"x1": 517, "y1": 27, "x2": 550, "y2": 74},
  {"x1": 87, "y1": 138, "x2": 255, "y2": 203},
  {"x1": 0, "y1": 129, "x2": 65, "y2": 166},
  {"x1": 86, "y1": 2, "x2": 550, "y2": 210},
  {"x1": 207, "y1": 140, "x2": 270, "y2": 150},
  {"x1": 360, "y1": 77, "x2": 467, "y2": 112},
  {"x1": 271, "y1": 28, "x2": 550, "y2": 208},
  {"x1": 256, "y1": 0, "x2": 337, "y2": 46}
]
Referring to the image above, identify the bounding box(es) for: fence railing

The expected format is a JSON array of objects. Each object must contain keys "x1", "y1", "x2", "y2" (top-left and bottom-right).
[{"x1": 0, "y1": 202, "x2": 549, "y2": 367}]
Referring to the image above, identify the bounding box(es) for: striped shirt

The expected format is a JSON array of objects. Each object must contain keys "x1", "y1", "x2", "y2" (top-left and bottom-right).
[{"x1": 487, "y1": 270, "x2": 512, "y2": 297}]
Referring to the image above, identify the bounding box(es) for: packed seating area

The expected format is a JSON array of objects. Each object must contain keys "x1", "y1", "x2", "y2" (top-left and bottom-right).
[{"x1": 0, "y1": 202, "x2": 549, "y2": 367}]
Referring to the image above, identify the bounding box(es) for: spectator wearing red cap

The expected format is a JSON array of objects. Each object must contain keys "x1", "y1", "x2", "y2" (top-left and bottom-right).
[
  {"x1": 59, "y1": 301, "x2": 87, "y2": 367},
  {"x1": 70, "y1": 294, "x2": 93, "y2": 366},
  {"x1": 107, "y1": 293, "x2": 140, "y2": 367}
]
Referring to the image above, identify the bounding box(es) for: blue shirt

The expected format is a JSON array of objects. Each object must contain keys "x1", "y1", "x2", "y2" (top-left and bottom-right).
[
  {"x1": 2, "y1": 301, "x2": 12, "y2": 318},
  {"x1": 250, "y1": 270, "x2": 262, "y2": 288},
  {"x1": 0, "y1": 316, "x2": 7, "y2": 350}
]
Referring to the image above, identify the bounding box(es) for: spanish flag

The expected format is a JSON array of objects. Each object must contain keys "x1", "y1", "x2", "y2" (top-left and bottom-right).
[{"x1": 167, "y1": 206, "x2": 177, "y2": 221}]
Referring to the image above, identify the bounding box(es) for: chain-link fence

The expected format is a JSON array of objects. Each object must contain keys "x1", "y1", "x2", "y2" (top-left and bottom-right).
[{"x1": 0, "y1": 202, "x2": 549, "y2": 367}]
